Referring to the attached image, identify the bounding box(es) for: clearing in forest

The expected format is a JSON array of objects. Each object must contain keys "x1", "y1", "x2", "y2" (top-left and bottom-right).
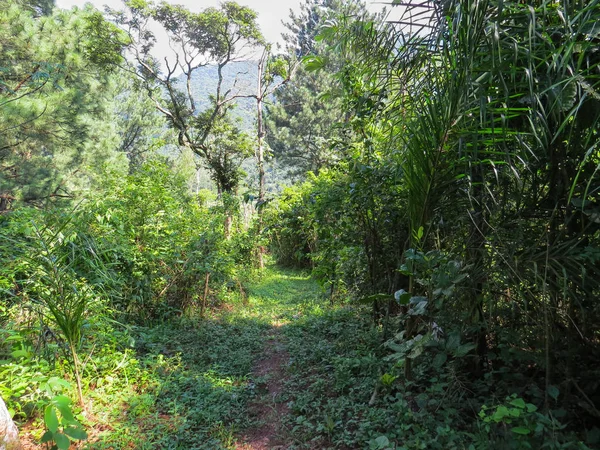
[
  {"x1": 63, "y1": 265, "x2": 328, "y2": 450},
  {"x1": 19, "y1": 265, "x2": 407, "y2": 449}
]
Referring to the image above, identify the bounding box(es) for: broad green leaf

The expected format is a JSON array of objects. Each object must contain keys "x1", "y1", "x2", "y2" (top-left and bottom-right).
[
  {"x1": 56, "y1": 404, "x2": 75, "y2": 422},
  {"x1": 433, "y1": 352, "x2": 447, "y2": 368},
  {"x1": 454, "y1": 343, "x2": 476, "y2": 357},
  {"x1": 509, "y1": 407, "x2": 521, "y2": 417},
  {"x1": 408, "y1": 298, "x2": 427, "y2": 316},
  {"x1": 386, "y1": 340, "x2": 411, "y2": 355},
  {"x1": 409, "y1": 296, "x2": 428, "y2": 304},
  {"x1": 41, "y1": 430, "x2": 54, "y2": 443},
  {"x1": 375, "y1": 435, "x2": 390, "y2": 446},
  {"x1": 10, "y1": 349, "x2": 30, "y2": 359},
  {"x1": 509, "y1": 397, "x2": 526, "y2": 409},
  {"x1": 44, "y1": 405, "x2": 59, "y2": 433},
  {"x1": 64, "y1": 426, "x2": 87, "y2": 440},
  {"x1": 547, "y1": 385, "x2": 560, "y2": 401},
  {"x1": 52, "y1": 395, "x2": 72, "y2": 408},
  {"x1": 493, "y1": 405, "x2": 510, "y2": 421},
  {"x1": 398, "y1": 266, "x2": 412, "y2": 276},
  {"x1": 394, "y1": 289, "x2": 411, "y2": 305},
  {"x1": 512, "y1": 426, "x2": 531, "y2": 435},
  {"x1": 446, "y1": 333, "x2": 461, "y2": 351},
  {"x1": 54, "y1": 432, "x2": 71, "y2": 450},
  {"x1": 48, "y1": 378, "x2": 71, "y2": 391}
]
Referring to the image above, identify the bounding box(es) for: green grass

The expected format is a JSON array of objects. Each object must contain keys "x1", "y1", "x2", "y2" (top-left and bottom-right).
[
  {"x1": 12, "y1": 263, "x2": 546, "y2": 449},
  {"x1": 279, "y1": 306, "x2": 471, "y2": 450},
  {"x1": 82, "y1": 264, "x2": 323, "y2": 449},
  {"x1": 87, "y1": 320, "x2": 266, "y2": 449},
  {"x1": 239, "y1": 266, "x2": 323, "y2": 322},
  {"x1": 9, "y1": 264, "x2": 466, "y2": 449}
]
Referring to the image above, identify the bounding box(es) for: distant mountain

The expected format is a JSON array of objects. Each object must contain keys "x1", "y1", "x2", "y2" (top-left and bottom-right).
[
  {"x1": 173, "y1": 61, "x2": 294, "y2": 195},
  {"x1": 177, "y1": 60, "x2": 258, "y2": 131}
]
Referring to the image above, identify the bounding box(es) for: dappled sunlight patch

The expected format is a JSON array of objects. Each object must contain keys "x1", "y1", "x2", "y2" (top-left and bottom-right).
[
  {"x1": 72, "y1": 306, "x2": 280, "y2": 448},
  {"x1": 83, "y1": 345, "x2": 258, "y2": 448},
  {"x1": 271, "y1": 319, "x2": 291, "y2": 328},
  {"x1": 271, "y1": 271, "x2": 313, "y2": 282}
]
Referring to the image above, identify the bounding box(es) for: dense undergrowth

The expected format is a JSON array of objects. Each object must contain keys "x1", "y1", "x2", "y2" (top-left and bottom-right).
[
  {"x1": 0, "y1": 159, "x2": 261, "y2": 448},
  {"x1": 0, "y1": 261, "x2": 314, "y2": 448},
  {"x1": 261, "y1": 0, "x2": 600, "y2": 447},
  {"x1": 283, "y1": 306, "x2": 598, "y2": 449},
  {"x1": 4, "y1": 259, "x2": 598, "y2": 448}
]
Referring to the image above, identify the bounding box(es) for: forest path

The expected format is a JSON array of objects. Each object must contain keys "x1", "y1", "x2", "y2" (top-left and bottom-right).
[
  {"x1": 236, "y1": 325, "x2": 290, "y2": 449},
  {"x1": 235, "y1": 266, "x2": 322, "y2": 450},
  {"x1": 16, "y1": 265, "x2": 323, "y2": 450}
]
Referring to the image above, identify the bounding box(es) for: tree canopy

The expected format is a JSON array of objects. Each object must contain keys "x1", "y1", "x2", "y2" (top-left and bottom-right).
[{"x1": 110, "y1": 0, "x2": 264, "y2": 196}]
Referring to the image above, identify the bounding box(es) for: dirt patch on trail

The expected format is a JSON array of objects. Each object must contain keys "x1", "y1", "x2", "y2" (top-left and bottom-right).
[{"x1": 236, "y1": 326, "x2": 291, "y2": 450}]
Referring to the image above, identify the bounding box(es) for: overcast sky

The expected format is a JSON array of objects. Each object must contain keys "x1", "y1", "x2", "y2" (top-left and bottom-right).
[{"x1": 55, "y1": 0, "x2": 391, "y2": 47}]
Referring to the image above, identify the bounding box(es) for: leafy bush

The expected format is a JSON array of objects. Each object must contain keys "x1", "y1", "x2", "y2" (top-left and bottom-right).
[
  {"x1": 0, "y1": 158, "x2": 262, "y2": 438},
  {"x1": 265, "y1": 168, "x2": 407, "y2": 301},
  {"x1": 41, "y1": 394, "x2": 87, "y2": 449}
]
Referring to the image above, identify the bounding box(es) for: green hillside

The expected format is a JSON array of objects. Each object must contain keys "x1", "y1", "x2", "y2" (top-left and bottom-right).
[{"x1": 178, "y1": 60, "x2": 258, "y2": 131}]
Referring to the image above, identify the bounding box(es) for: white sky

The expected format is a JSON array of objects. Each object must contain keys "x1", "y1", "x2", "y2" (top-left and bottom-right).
[{"x1": 55, "y1": 0, "x2": 393, "y2": 47}]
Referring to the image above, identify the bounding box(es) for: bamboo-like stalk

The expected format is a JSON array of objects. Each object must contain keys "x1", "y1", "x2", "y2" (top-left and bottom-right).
[
  {"x1": 70, "y1": 343, "x2": 85, "y2": 408},
  {"x1": 201, "y1": 272, "x2": 210, "y2": 318}
]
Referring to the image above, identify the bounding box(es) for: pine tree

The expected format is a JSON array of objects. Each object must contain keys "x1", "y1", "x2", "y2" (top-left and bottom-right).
[
  {"x1": 266, "y1": 0, "x2": 375, "y2": 178},
  {"x1": 0, "y1": 2, "x2": 128, "y2": 210}
]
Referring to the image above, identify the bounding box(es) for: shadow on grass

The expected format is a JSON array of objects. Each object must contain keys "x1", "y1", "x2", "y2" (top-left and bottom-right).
[{"x1": 86, "y1": 265, "x2": 323, "y2": 450}]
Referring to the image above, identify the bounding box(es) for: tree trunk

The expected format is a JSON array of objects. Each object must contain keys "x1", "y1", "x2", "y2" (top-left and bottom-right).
[
  {"x1": 256, "y1": 52, "x2": 267, "y2": 269},
  {"x1": 0, "y1": 396, "x2": 21, "y2": 450},
  {"x1": 201, "y1": 272, "x2": 210, "y2": 318},
  {"x1": 224, "y1": 214, "x2": 233, "y2": 240},
  {"x1": 468, "y1": 157, "x2": 488, "y2": 377}
]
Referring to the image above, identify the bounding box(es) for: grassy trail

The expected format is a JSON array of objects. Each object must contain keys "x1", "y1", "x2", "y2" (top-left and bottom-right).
[
  {"x1": 81, "y1": 265, "x2": 326, "y2": 450},
  {"x1": 19, "y1": 264, "x2": 386, "y2": 449},
  {"x1": 21, "y1": 264, "x2": 584, "y2": 449},
  {"x1": 235, "y1": 267, "x2": 323, "y2": 449}
]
